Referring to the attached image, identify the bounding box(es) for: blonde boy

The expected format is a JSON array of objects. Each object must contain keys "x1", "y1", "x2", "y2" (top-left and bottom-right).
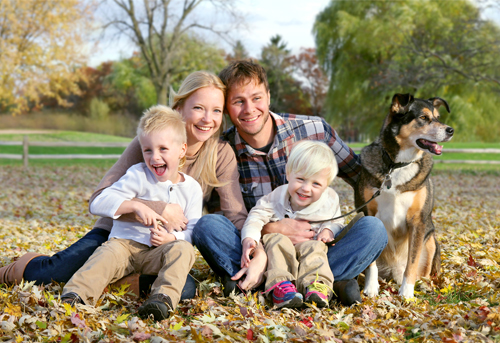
[
  {"x1": 61, "y1": 105, "x2": 203, "y2": 321},
  {"x1": 241, "y1": 140, "x2": 344, "y2": 308}
]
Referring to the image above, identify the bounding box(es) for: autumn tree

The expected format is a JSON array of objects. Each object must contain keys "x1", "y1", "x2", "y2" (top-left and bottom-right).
[
  {"x1": 100, "y1": 0, "x2": 240, "y2": 105},
  {"x1": 289, "y1": 48, "x2": 328, "y2": 116},
  {"x1": 0, "y1": 0, "x2": 95, "y2": 114},
  {"x1": 314, "y1": 0, "x2": 500, "y2": 141}
]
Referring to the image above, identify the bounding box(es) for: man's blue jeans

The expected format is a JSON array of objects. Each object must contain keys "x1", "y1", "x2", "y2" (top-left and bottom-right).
[
  {"x1": 192, "y1": 214, "x2": 388, "y2": 282},
  {"x1": 23, "y1": 228, "x2": 196, "y2": 300}
]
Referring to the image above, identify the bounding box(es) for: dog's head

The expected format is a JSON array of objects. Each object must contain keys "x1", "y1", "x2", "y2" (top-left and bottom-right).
[{"x1": 381, "y1": 93, "x2": 454, "y2": 156}]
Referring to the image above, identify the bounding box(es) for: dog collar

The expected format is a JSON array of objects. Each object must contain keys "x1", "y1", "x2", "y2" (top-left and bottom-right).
[{"x1": 382, "y1": 149, "x2": 413, "y2": 170}]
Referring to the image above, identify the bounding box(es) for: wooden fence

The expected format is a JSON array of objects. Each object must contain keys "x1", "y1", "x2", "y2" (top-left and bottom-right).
[{"x1": 1, "y1": 136, "x2": 499, "y2": 167}]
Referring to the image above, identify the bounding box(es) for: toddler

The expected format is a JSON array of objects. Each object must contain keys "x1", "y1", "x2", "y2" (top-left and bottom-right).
[{"x1": 241, "y1": 140, "x2": 345, "y2": 308}]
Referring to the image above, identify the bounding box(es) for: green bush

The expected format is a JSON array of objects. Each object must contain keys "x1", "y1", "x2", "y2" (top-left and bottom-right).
[{"x1": 88, "y1": 98, "x2": 110, "y2": 120}]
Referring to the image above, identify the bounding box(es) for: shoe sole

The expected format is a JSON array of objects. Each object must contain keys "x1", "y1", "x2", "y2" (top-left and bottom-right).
[
  {"x1": 275, "y1": 295, "x2": 303, "y2": 309},
  {"x1": 138, "y1": 303, "x2": 171, "y2": 321},
  {"x1": 305, "y1": 293, "x2": 329, "y2": 308}
]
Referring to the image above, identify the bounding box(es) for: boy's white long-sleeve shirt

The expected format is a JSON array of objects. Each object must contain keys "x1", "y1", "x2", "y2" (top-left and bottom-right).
[
  {"x1": 241, "y1": 184, "x2": 345, "y2": 244},
  {"x1": 90, "y1": 163, "x2": 203, "y2": 246}
]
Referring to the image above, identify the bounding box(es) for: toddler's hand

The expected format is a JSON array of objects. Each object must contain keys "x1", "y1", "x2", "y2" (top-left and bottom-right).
[
  {"x1": 317, "y1": 228, "x2": 334, "y2": 244},
  {"x1": 150, "y1": 226, "x2": 176, "y2": 246}
]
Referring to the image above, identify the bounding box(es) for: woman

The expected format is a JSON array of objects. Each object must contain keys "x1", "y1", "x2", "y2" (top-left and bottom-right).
[{"x1": 0, "y1": 71, "x2": 264, "y2": 298}]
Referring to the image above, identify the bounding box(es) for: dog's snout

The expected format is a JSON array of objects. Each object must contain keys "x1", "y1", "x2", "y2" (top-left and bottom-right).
[{"x1": 446, "y1": 126, "x2": 454, "y2": 136}]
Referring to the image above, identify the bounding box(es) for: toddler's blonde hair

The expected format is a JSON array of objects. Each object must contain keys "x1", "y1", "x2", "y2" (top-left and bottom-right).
[
  {"x1": 137, "y1": 105, "x2": 187, "y2": 169},
  {"x1": 286, "y1": 140, "x2": 338, "y2": 185}
]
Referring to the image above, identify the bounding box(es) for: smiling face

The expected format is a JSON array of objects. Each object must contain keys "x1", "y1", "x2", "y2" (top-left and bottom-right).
[
  {"x1": 226, "y1": 79, "x2": 274, "y2": 148},
  {"x1": 176, "y1": 86, "x2": 224, "y2": 156},
  {"x1": 139, "y1": 128, "x2": 187, "y2": 183},
  {"x1": 287, "y1": 168, "x2": 330, "y2": 212}
]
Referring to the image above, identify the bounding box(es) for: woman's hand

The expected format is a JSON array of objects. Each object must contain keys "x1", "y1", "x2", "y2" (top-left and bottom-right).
[
  {"x1": 161, "y1": 203, "x2": 188, "y2": 233},
  {"x1": 150, "y1": 226, "x2": 176, "y2": 246}
]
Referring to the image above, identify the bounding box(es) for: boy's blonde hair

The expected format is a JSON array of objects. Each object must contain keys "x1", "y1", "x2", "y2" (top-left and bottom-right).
[
  {"x1": 169, "y1": 71, "x2": 227, "y2": 195},
  {"x1": 137, "y1": 105, "x2": 187, "y2": 168},
  {"x1": 286, "y1": 140, "x2": 338, "y2": 185}
]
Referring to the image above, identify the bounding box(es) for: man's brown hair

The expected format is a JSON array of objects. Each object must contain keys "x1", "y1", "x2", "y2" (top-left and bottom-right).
[{"x1": 218, "y1": 59, "x2": 269, "y2": 92}]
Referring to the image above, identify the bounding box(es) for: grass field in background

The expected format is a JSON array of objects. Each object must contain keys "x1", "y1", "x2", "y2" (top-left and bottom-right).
[
  {"x1": 1, "y1": 131, "x2": 499, "y2": 171},
  {"x1": 0, "y1": 131, "x2": 132, "y2": 142}
]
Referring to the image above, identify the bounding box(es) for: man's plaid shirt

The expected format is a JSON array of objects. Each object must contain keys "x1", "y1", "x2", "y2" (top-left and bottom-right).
[{"x1": 222, "y1": 112, "x2": 362, "y2": 212}]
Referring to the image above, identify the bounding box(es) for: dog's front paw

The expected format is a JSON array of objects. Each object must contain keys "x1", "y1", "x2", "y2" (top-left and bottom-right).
[
  {"x1": 363, "y1": 282, "x2": 379, "y2": 297},
  {"x1": 398, "y1": 282, "x2": 415, "y2": 299},
  {"x1": 363, "y1": 263, "x2": 379, "y2": 297}
]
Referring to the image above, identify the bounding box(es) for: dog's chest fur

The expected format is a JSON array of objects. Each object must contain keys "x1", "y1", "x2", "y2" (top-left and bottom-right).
[
  {"x1": 372, "y1": 164, "x2": 420, "y2": 235},
  {"x1": 359, "y1": 142, "x2": 431, "y2": 245}
]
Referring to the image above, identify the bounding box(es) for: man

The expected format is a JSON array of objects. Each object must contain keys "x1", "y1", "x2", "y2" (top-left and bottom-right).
[{"x1": 192, "y1": 60, "x2": 388, "y2": 306}]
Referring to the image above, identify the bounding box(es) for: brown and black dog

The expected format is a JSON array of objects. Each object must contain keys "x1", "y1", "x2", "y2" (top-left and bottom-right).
[{"x1": 355, "y1": 93, "x2": 454, "y2": 298}]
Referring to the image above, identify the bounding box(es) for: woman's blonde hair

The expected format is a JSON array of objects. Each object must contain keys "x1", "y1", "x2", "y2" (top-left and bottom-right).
[
  {"x1": 286, "y1": 140, "x2": 338, "y2": 185},
  {"x1": 137, "y1": 105, "x2": 187, "y2": 170},
  {"x1": 169, "y1": 71, "x2": 227, "y2": 195}
]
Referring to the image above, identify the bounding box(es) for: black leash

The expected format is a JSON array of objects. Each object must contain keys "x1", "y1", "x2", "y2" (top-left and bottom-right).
[
  {"x1": 308, "y1": 189, "x2": 381, "y2": 224},
  {"x1": 311, "y1": 148, "x2": 413, "y2": 246}
]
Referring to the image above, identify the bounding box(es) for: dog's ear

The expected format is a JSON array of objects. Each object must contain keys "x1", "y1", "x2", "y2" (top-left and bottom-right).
[
  {"x1": 428, "y1": 97, "x2": 450, "y2": 113},
  {"x1": 391, "y1": 93, "x2": 414, "y2": 114}
]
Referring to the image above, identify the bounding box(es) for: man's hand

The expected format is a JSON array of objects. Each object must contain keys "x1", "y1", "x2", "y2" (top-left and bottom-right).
[
  {"x1": 241, "y1": 237, "x2": 257, "y2": 268},
  {"x1": 150, "y1": 226, "x2": 176, "y2": 246},
  {"x1": 161, "y1": 203, "x2": 188, "y2": 233},
  {"x1": 317, "y1": 228, "x2": 334, "y2": 244},
  {"x1": 262, "y1": 218, "x2": 314, "y2": 244},
  {"x1": 232, "y1": 246, "x2": 267, "y2": 290}
]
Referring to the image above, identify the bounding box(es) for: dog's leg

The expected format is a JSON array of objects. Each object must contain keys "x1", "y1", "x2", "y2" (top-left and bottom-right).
[
  {"x1": 363, "y1": 262, "x2": 379, "y2": 297},
  {"x1": 400, "y1": 188, "x2": 428, "y2": 299},
  {"x1": 417, "y1": 234, "x2": 437, "y2": 278}
]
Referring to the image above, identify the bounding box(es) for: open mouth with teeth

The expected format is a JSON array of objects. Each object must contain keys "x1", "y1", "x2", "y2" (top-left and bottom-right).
[
  {"x1": 416, "y1": 139, "x2": 443, "y2": 155},
  {"x1": 195, "y1": 125, "x2": 211, "y2": 131},
  {"x1": 297, "y1": 192, "x2": 310, "y2": 200},
  {"x1": 152, "y1": 164, "x2": 167, "y2": 176}
]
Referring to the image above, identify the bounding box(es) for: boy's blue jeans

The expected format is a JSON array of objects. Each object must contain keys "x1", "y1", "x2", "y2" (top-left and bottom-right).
[
  {"x1": 192, "y1": 214, "x2": 388, "y2": 282},
  {"x1": 23, "y1": 228, "x2": 196, "y2": 300}
]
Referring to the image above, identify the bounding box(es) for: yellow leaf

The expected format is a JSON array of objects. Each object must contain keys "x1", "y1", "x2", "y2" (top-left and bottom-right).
[
  {"x1": 115, "y1": 313, "x2": 130, "y2": 324},
  {"x1": 5, "y1": 303, "x2": 22, "y2": 317},
  {"x1": 170, "y1": 320, "x2": 184, "y2": 330},
  {"x1": 63, "y1": 302, "x2": 74, "y2": 316}
]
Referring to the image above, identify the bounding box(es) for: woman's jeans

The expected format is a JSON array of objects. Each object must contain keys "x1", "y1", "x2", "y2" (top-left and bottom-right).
[{"x1": 23, "y1": 228, "x2": 196, "y2": 300}]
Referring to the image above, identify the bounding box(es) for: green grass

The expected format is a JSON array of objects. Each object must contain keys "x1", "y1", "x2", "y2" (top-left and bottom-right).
[
  {"x1": 0, "y1": 159, "x2": 119, "y2": 168},
  {"x1": 0, "y1": 145, "x2": 126, "y2": 155},
  {"x1": 348, "y1": 142, "x2": 500, "y2": 149},
  {"x1": 0, "y1": 131, "x2": 131, "y2": 143},
  {"x1": 1, "y1": 131, "x2": 499, "y2": 171}
]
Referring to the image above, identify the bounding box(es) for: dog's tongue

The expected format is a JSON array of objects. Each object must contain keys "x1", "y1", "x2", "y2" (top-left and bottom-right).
[{"x1": 417, "y1": 139, "x2": 443, "y2": 155}]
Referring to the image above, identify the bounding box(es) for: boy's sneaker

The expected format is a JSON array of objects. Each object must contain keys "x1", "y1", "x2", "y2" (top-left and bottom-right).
[
  {"x1": 137, "y1": 293, "x2": 173, "y2": 321},
  {"x1": 305, "y1": 280, "x2": 332, "y2": 308},
  {"x1": 60, "y1": 292, "x2": 84, "y2": 306},
  {"x1": 267, "y1": 281, "x2": 303, "y2": 309}
]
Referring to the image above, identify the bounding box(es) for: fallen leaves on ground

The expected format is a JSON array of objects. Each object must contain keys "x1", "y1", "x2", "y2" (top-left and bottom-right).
[{"x1": 0, "y1": 166, "x2": 499, "y2": 342}]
